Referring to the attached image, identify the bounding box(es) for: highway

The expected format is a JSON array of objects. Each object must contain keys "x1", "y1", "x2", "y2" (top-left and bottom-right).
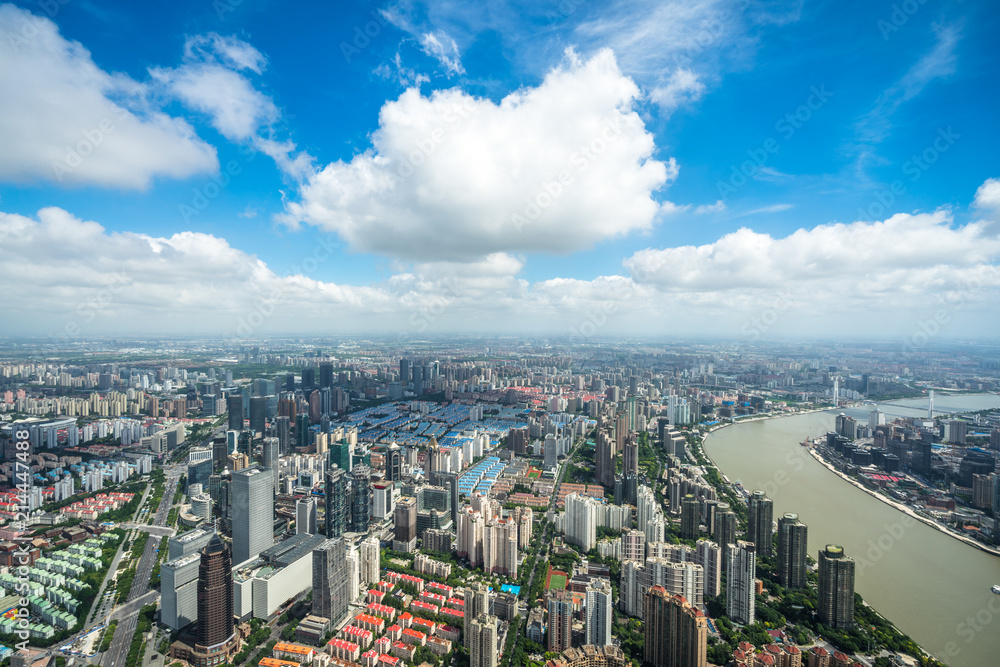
[{"x1": 102, "y1": 464, "x2": 183, "y2": 667}]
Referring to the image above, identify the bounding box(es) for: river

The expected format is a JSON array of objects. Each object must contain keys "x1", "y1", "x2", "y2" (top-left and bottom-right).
[{"x1": 702, "y1": 394, "x2": 1000, "y2": 667}]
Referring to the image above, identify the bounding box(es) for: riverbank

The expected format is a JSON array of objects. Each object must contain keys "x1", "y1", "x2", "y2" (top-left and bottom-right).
[{"x1": 806, "y1": 447, "x2": 1000, "y2": 558}]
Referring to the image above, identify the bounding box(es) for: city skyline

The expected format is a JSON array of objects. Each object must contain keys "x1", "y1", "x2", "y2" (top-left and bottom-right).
[{"x1": 0, "y1": 1, "x2": 998, "y2": 340}]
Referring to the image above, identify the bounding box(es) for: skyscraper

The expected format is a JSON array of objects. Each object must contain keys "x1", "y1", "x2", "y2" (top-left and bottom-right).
[
  {"x1": 197, "y1": 533, "x2": 234, "y2": 648},
  {"x1": 319, "y1": 362, "x2": 334, "y2": 388},
  {"x1": 469, "y1": 614, "x2": 498, "y2": 667},
  {"x1": 547, "y1": 589, "x2": 573, "y2": 653},
  {"x1": 747, "y1": 490, "x2": 774, "y2": 557},
  {"x1": 262, "y1": 437, "x2": 280, "y2": 495},
  {"x1": 680, "y1": 494, "x2": 700, "y2": 540},
  {"x1": 313, "y1": 538, "x2": 350, "y2": 624},
  {"x1": 818, "y1": 545, "x2": 855, "y2": 629},
  {"x1": 393, "y1": 496, "x2": 417, "y2": 552},
  {"x1": 226, "y1": 393, "x2": 243, "y2": 431},
  {"x1": 643, "y1": 586, "x2": 707, "y2": 667},
  {"x1": 623, "y1": 433, "x2": 639, "y2": 477},
  {"x1": 464, "y1": 583, "x2": 490, "y2": 648},
  {"x1": 713, "y1": 503, "x2": 737, "y2": 551},
  {"x1": 585, "y1": 579, "x2": 613, "y2": 647},
  {"x1": 360, "y1": 535, "x2": 380, "y2": 585},
  {"x1": 386, "y1": 442, "x2": 402, "y2": 482},
  {"x1": 777, "y1": 513, "x2": 808, "y2": 589},
  {"x1": 351, "y1": 465, "x2": 372, "y2": 533},
  {"x1": 230, "y1": 467, "x2": 274, "y2": 564},
  {"x1": 726, "y1": 541, "x2": 756, "y2": 625},
  {"x1": 595, "y1": 428, "x2": 615, "y2": 488},
  {"x1": 296, "y1": 497, "x2": 317, "y2": 535},
  {"x1": 248, "y1": 395, "x2": 267, "y2": 433},
  {"x1": 295, "y1": 413, "x2": 311, "y2": 449},
  {"x1": 325, "y1": 467, "x2": 349, "y2": 538},
  {"x1": 564, "y1": 493, "x2": 598, "y2": 552},
  {"x1": 276, "y1": 416, "x2": 291, "y2": 455}
]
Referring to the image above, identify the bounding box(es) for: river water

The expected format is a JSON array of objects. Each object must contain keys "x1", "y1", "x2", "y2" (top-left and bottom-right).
[{"x1": 702, "y1": 394, "x2": 1000, "y2": 667}]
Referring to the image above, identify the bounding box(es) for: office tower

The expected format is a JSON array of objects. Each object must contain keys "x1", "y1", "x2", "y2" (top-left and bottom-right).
[
  {"x1": 712, "y1": 503, "x2": 736, "y2": 551},
  {"x1": 680, "y1": 495, "x2": 700, "y2": 540},
  {"x1": 197, "y1": 534, "x2": 234, "y2": 648},
  {"x1": 237, "y1": 430, "x2": 252, "y2": 457},
  {"x1": 276, "y1": 416, "x2": 291, "y2": 455},
  {"x1": 325, "y1": 467, "x2": 349, "y2": 538},
  {"x1": 319, "y1": 362, "x2": 334, "y2": 388},
  {"x1": 464, "y1": 583, "x2": 490, "y2": 647},
  {"x1": 393, "y1": 496, "x2": 417, "y2": 552},
  {"x1": 162, "y1": 553, "x2": 200, "y2": 630},
  {"x1": 386, "y1": 442, "x2": 402, "y2": 482},
  {"x1": 226, "y1": 393, "x2": 243, "y2": 430},
  {"x1": 296, "y1": 497, "x2": 317, "y2": 535},
  {"x1": 248, "y1": 395, "x2": 266, "y2": 433},
  {"x1": 399, "y1": 358, "x2": 411, "y2": 383},
  {"x1": 212, "y1": 438, "x2": 228, "y2": 471},
  {"x1": 435, "y1": 470, "x2": 461, "y2": 525},
  {"x1": 330, "y1": 439, "x2": 351, "y2": 472},
  {"x1": 726, "y1": 541, "x2": 756, "y2": 625},
  {"x1": 564, "y1": 493, "x2": 598, "y2": 552},
  {"x1": 231, "y1": 467, "x2": 274, "y2": 563},
  {"x1": 285, "y1": 372, "x2": 295, "y2": 392},
  {"x1": 351, "y1": 465, "x2": 372, "y2": 533},
  {"x1": 748, "y1": 490, "x2": 774, "y2": 557},
  {"x1": 696, "y1": 539, "x2": 722, "y2": 598},
  {"x1": 585, "y1": 579, "x2": 613, "y2": 647},
  {"x1": 643, "y1": 585, "x2": 708, "y2": 667},
  {"x1": 188, "y1": 458, "x2": 212, "y2": 494},
  {"x1": 777, "y1": 514, "x2": 808, "y2": 589},
  {"x1": 911, "y1": 439, "x2": 932, "y2": 476},
  {"x1": 469, "y1": 615, "x2": 498, "y2": 667},
  {"x1": 313, "y1": 538, "x2": 350, "y2": 625},
  {"x1": 818, "y1": 545, "x2": 856, "y2": 629},
  {"x1": 301, "y1": 368, "x2": 315, "y2": 391},
  {"x1": 547, "y1": 589, "x2": 574, "y2": 653},
  {"x1": 595, "y1": 428, "x2": 615, "y2": 488},
  {"x1": 262, "y1": 437, "x2": 280, "y2": 495},
  {"x1": 295, "y1": 413, "x2": 311, "y2": 449},
  {"x1": 360, "y1": 536, "x2": 380, "y2": 585}
]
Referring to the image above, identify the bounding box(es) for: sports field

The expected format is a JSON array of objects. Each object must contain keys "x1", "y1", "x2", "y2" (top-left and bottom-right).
[{"x1": 545, "y1": 565, "x2": 569, "y2": 591}]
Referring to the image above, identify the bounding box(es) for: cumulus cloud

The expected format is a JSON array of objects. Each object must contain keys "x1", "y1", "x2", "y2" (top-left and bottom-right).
[
  {"x1": 625, "y1": 210, "x2": 1000, "y2": 299},
  {"x1": 0, "y1": 4, "x2": 218, "y2": 189},
  {"x1": 283, "y1": 48, "x2": 676, "y2": 261},
  {"x1": 650, "y1": 68, "x2": 705, "y2": 113}
]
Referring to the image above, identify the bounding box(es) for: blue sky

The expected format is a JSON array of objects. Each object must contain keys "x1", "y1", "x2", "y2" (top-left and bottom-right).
[{"x1": 1, "y1": 0, "x2": 998, "y2": 341}]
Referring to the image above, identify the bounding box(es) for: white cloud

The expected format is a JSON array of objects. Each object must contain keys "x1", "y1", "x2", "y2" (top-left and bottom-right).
[
  {"x1": 650, "y1": 68, "x2": 705, "y2": 113},
  {"x1": 283, "y1": 49, "x2": 675, "y2": 261},
  {"x1": 973, "y1": 178, "x2": 1000, "y2": 213},
  {"x1": 152, "y1": 33, "x2": 312, "y2": 179},
  {"x1": 695, "y1": 200, "x2": 726, "y2": 214},
  {"x1": 625, "y1": 209, "x2": 1000, "y2": 296},
  {"x1": 419, "y1": 30, "x2": 465, "y2": 75},
  {"x1": 0, "y1": 4, "x2": 218, "y2": 189}
]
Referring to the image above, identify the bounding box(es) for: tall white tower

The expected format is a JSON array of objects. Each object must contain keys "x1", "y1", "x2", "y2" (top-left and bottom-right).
[
  {"x1": 928, "y1": 390, "x2": 934, "y2": 419},
  {"x1": 832, "y1": 378, "x2": 839, "y2": 405}
]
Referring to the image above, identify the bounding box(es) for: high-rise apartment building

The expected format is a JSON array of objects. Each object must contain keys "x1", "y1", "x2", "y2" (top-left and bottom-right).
[
  {"x1": 296, "y1": 497, "x2": 317, "y2": 535},
  {"x1": 469, "y1": 614, "x2": 498, "y2": 667},
  {"x1": 585, "y1": 579, "x2": 613, "y2": 647},
  {"x1": 680, "y1": 495, "x2": 700, "y2": 540},
  {"x1": 726, "y1": 541, "x2": 756, "y2": 625},
  {"x1": 643, "y1": 586, "x2": 707, "y2": 667},
  {"x1": 748, "y1": 490, "x2": 774, "y2": 557},
  {"x1": 777, "y1": 513, "x2": 808, "y2": 589},
  {"x1": 325, "y1": 467, "x2": 349, "y2": 538},
  {"x1": 351, "y1": 465, "x2": 372, "y2": 533},
  {"x1": 564, "y1": 493, "x2": 598, "y2": 552},
  {"x1": 547, "y1": 590, "x2": 574, "y2": 653},
  {"x1": 818, "y1": 545, "x2": 855, "y2": 629}
]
